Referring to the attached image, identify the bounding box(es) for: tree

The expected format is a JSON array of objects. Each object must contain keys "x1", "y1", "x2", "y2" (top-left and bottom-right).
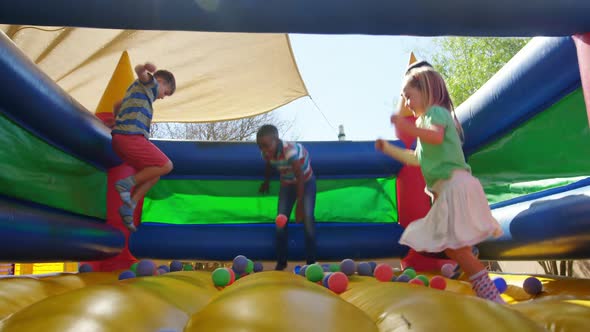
[
  {"x1": 432, "y1": 37, "x2": 531, "y2": 106},
  {"x1": 150, "y1": 111, "x2": 293, "y2": 141}
]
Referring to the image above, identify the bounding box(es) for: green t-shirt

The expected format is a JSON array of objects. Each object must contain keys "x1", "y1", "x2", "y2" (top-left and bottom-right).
[{"x1": 415, "y1": 106, "x2": 471, "y2": 189}]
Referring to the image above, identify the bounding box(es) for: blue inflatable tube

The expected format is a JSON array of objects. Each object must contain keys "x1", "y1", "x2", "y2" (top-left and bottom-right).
[
  {"x1": 0, "y1": 32, "x2": 120, "y2": 170},
  {"x1": 1, "y1": 0, "x2": 589, "y2": 36},
  {"x1": 155, "y1": 140, "x2": 404, "y2": 179},
  {"x1": 129, "y1": 223, "x2": 409, "y2": 261},
  {"x1": 458, "y1": 37, "x2": 581, "y2": 155},
  {"x1": 0, "y1": 195, "x2": 125, "y2": 262}
]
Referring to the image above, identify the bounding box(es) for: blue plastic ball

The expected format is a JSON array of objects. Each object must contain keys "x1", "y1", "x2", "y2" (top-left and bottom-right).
[
  {"x1": 493, "y1": 277, "x2": 508, "y2": 293},
  {"x1": 523, "y1": 277, "x2": 543, "y2": 295},
  {"x1": 158, "y1": 265, "x2": 170, "y2": 273},
  {"x1": 233, "y1": 255, "x2": 248, "y2": 274},
  {"x1": 170, "y1": 260, "x2": 183, "y2": 272},
  {"x1": 253, "y1": 262, "x2": 263, "y2": 273},
  {"x1": 322, "y1": 273, "x2": 333, "y2": 287},
  {"x1": 78, "y1": 264, "x2": 93, "y2": 273},
  {"x1": 299, "y1": 265, "x2": 308, "y2": 277},
  {"x1": 293, "y1": 265, "x2": 301, "y2": 274},
  {"x1": 340, "y1": 259, "x2": 356, "y2": 276},
  {"x1": 118, "y1": 270, "x2": 136, "y2": 280},
  {"x1": 395, "y1": 274, "x2": 411, "y2": 283},
  {"x1": 322, "y1": 264, "x2": 331, "y2": 272},
  {"x1": 136, "y1": 260, "x2": 156, "y2": 277},
  {"x1": 368, "y1": 261, "x2": 377, "y2": 272},
  {"x1": 357, "y1": 262, "x2": 372, "y2": 276}
]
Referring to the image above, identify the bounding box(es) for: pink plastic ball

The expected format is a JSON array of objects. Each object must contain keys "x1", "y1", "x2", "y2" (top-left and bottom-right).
[
  {"x1": 373, "y1": 264, "x2": 394, "y2": 282},
  {"x1": 441, "y1": 263, "x2": 455, "y2": 278},
  {"x1": 275, "y1": 214, "x2": 288, "y2": 228},
  {"x1": 430, "y1": 276, "x2": 447, "y2": 290},
  {"x1": 409, "y1": 278, "x2": 425, "y2": 286},
  {"x1": 328, "y1": 272, "x2": 349, "y2": 294}
]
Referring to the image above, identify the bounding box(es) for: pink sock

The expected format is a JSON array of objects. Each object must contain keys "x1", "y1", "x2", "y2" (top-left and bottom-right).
[{"x1": 470, "y1": 270, "x2": 505, "y2": 304}]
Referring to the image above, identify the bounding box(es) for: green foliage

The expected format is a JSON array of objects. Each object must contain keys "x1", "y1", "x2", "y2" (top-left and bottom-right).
[{"x1": 432, "y1": 37, "x2": 531, "y2": 106}]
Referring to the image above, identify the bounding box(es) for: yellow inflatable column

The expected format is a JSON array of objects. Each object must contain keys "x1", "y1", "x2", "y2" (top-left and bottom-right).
[{"x1": 94, "y1": 51, "x2": 134, "y2": 124}]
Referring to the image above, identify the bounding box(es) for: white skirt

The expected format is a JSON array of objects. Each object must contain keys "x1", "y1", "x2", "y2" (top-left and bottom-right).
[{"x1": 399, "y1": 169, "x2": 503, "y2": 252}]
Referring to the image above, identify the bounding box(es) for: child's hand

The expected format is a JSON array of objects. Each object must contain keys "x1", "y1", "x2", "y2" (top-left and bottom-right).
[
  {"x1": 144, "y1": 62, "x2": 157, "y2": 73},
  {"x1": 295, "y1": 201, "x2": 304, "y2": 223},
  {"x1": 259, "y1": 181, "x2": 270, "y2": 194},
  {"x1": 375, "y1": 139, "x2": 386, "y2": 152},
  {"x1": 391, "y1": 115, "x2": 414, "y2": 135}
]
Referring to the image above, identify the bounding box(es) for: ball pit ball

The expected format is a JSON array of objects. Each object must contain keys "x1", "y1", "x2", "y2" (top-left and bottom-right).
[
  {"x1": 340, "y1": 259, "x2": 356, "y2": 276},
  {"x1": 374, "y1": 264, "x2": 394, "y2": 282},
  {"x1": 212, "y1": 268, "x2": 232, "y2": 287},
  {"x1": 293, "y1": 265, "x2": 301, "y2": 274},
  {"x1": 158, "y1": 265, "x2": 170, "y2": 273},
  {"x1": 136, "y1": 260, "x2": 157, "y2": 277},
  {"x1": 183, "y1": 263, "x2": 194, "y2": 271},
  {"x1": 245, "y1": 259, "x2": 254, "y2": 274},
  {"x1": 322, "y1": 273, "x2": 333, "y2": 287},
  {"x1": 299, "y1": 265, "x2": 308, "y2": 277},
  {"x1": 78, "y1": 264, "x2": 93, "y2": 273},
  {"x1": 429, "y1": 276, "x2": 447, "y2": 290},
  {"x1": 328, "y1": 272, "x2": 349, "y2": 294},
  {"x1": 493, "y1": 277, "x2": 508, "y2": 294},
  {"x1": 329, "y1": 264, "x2": 340, "y2": 272},
  {"x1": 253, "y1": 261, "x2": 263, "y2": 273},
  {"x1": 368, "y1": 261, "x2": 377, "y2": 273},
  {"x1": 322, "y1": 264, "x2": 331, "y2": 272},
  {"x1": 169, "y1": 260, "x2": 183, "y2": 272},
  {"x1": 228, "y1": 268, "x2": 236, "y2": 284},
  {"x1": 441, "y1": 263, "x2": 455, "y2": 278},
  {"x1": 357, "y1": 262, "x2": 372, "y2": 276},
  {"x1": 416, "y1": 275, "x2": 430, "y2": 287},
  {"x1": 157, "y1": 268, "x2": 167, "y2": 275},
  {"x1": 409, "y1": 278, "x2": 425, "y2": 286},
  {"x1": 523, "y1": 277, "x2": 543, "y2": 295},
  {"x1": 402, "y1": 268, "x2": 417, "y2": 279},
  {"x1": 275, "y1": 214, "x2": 288, "y2": 228},
  {"x1": 130, "y1": 262, "x2": 139, "y2": 273},
  {"x1": 233, "y1": 255, "x2": 248, "y2": 273},
  {"x1": 305, "y1": 264, "x2": 325, "y2": 282},
  {"x1": 118, "y1": 270, "x2": 136, "y2": 280},
  {"x1": 396, "y1": 274, "x2": 411, "y2": 283}
]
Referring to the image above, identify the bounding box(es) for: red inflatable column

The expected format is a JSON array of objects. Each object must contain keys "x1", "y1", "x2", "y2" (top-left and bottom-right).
[
  {"x1": 396, "y1": 115, "x2": 454, "y2": 272},
  {"x1": 85, "y1": 163, "x2": 141, "y2": 272}
]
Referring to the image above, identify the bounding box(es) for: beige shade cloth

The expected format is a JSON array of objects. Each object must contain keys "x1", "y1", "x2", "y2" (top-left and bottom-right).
[{"x1": 0, "y1": 25, "x2": 308, "y2": 123}]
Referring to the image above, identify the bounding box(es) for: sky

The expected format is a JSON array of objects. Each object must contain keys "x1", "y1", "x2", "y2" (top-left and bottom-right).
[{"x1": 271, "y1": 34, "x2": 442, "y2": 142}]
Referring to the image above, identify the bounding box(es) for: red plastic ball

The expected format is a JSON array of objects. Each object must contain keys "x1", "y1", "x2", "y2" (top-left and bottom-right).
[
  {"x1": 228, "y1": 268, "x2": 236, "y2": 285},
  {"x1": 429, "y1": 276, "x2": 447, "y2": 290},
  {"x1": 328, "y1": 272, "x2": 349, "y2": 294},
  {"x1": 373, "y1": 264, "x2": 394, "y2": 282},
  {"x1": 409, "y1": 278, "x2": 425, "y2": 286},
  {"x1": 275, "y1": 214, "x2": 288, "y2": 228}
]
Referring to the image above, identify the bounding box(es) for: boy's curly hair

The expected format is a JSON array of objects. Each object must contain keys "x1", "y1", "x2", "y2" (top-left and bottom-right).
[{"x1": 154, "y1": 70, "x2": 176, "y2": 95}]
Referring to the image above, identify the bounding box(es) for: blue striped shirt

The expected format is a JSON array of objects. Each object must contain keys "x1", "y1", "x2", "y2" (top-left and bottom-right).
[
  {"x1": 112, "y1": 77, "x2": 159, "y2": 138},
  {"x1": 264, "y1": 141, "x2": 313, "y2": 184}
]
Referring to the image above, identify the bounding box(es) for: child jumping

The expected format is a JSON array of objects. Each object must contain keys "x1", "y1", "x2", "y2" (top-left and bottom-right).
[
  {"x1": 376, "y1": 66, "x2": 505, "y2": 304},
  {"x1": 110, "y1": 62, "x2": 176, "y2": 232},
  {"x1": 257, "y1": 124, "x2": 317, "y2": 271}
]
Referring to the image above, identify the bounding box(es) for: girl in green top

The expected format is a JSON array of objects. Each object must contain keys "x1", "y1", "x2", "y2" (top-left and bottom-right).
[{"x1": 376, "y1": 67, "x2": 504, "y2": 304}]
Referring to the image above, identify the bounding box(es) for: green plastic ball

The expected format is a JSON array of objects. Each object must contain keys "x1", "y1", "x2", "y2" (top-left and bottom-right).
[
  {"x1": 245, "y1": 259, "x2": 254, "y2": 274},
  {"x1": 416, "y1": 275, "x2": 430, "y2": 286},
  {"x1": 130, "y1": 262, "x2": 138, "y2": 273},
  {"x1": 212, "y1": 268, "x2": 231, "y2": 287},
  {"x1": 403, "y1": 268, "x2": 416, "y2": 279},
  {"x1": 329, "y1": 264, "x2": 340, "y2": 272},
  {"x1": 183, "y1": 263, "x2": 194, "y2": 271},
  {"x1": 305, "y1": 264, "x2": 324, "y2": 282}
]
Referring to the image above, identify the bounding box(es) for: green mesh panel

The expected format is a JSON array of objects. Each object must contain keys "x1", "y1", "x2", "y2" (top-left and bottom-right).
[
  {"x1": 142, "y1": 178, "x2": 397, "y2": 224},
  {"x1": 0, "y1": 114, "x2": 106, "y2": 218}
]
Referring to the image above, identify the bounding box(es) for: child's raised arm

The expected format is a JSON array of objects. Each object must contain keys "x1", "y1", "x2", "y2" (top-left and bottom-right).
[
  {"x1": 375, "y1": 139, "x2": 420, "y2": 166},
  {"x1": 135, "y1": 62, "x2": 157, "y2": 84}
]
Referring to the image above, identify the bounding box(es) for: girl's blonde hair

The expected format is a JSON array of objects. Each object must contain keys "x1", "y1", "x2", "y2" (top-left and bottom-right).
[{"x1": 402, "y1": 67, "x2": 465, "y2": 143}]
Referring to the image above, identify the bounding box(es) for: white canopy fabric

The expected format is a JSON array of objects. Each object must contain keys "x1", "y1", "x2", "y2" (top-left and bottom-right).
[{"x1": 1, "y1": 25, "x2": 308, "y2": 122}]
